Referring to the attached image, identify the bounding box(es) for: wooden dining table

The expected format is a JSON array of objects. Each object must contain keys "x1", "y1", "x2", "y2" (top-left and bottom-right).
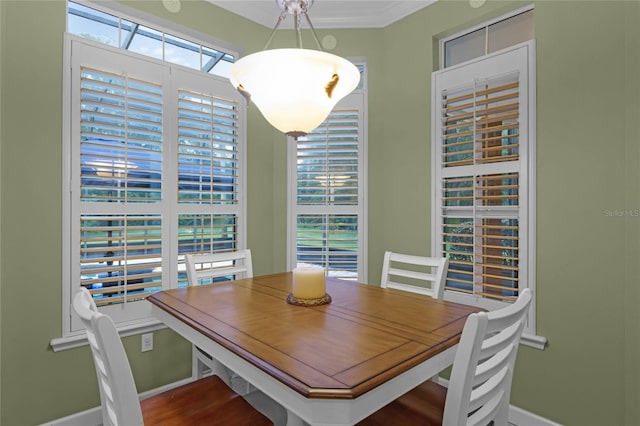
[{"x1": 147, "y1": 272, "x2": 482, "y2": 426}]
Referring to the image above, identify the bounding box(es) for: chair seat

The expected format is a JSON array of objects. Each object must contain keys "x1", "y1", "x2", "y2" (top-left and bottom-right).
[
  {"x1": 140, "y1": 375, "x2": 272, "y2": 426},
  {"x1": 358, "y1": 380, "x2": 446, "y2": 426}
]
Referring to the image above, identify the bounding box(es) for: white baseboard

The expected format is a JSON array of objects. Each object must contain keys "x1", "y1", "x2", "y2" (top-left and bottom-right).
[
  {"x1": 509, "y1": 405, "x2": 563, "y2": 426},
  {"x1": 40, "y1": 407, "x2": 102, "y2": 426},
  {"x1": 40, "y1": 377, "x2": 194, "y2": 426}
]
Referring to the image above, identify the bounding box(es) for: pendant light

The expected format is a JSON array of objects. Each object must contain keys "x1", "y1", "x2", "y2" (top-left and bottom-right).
[{"x1": 229, "y1": 0, "x2": 360, "y2": 139}]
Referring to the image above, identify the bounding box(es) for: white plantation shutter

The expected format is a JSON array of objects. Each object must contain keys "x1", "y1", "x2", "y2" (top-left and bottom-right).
[
  {"x1": 442, "y1": 173, "x2": 520, "y2": 301},
  {"x1": 177, "y1": 214, "x2": 238, "y2": 254},
  {"x1": 74, "y1": 43, "x2": 168, "y2": 322},
  {"x1": 174, "y1": 69, "x2": 245, "y2": 287},
  {"x1": 80, "y1": 68, "x2": 163, "y2": 203},
  {"x1": 79, "y1": 215, "x2": 163, "y2": 306},
  {"x1": 80, "y1": 67, "x2": 165, "y2": 306},
  {"x1": 289, "y1": 92, "x2": 366, "y2": 280},
  {"x1": 442, "y1": 78, "x2": 520, "y2": 167},
  {"x1": 177, "y1": 89, "x2": 239, "y2": 205},
  {"x1": 296, "y1": 111, "x2": 359, "y2": 206},
  {"x1": 432, "y1": 42, "x2": 535, "y2": 332},
  {"x1": 67, "y1": 37, "x2": 245, "y2": 332}
]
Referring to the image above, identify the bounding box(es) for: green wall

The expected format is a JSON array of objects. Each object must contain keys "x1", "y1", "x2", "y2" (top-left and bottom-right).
[{"x1": 1, "y1": 1, "x2": 639, "y2": 425}]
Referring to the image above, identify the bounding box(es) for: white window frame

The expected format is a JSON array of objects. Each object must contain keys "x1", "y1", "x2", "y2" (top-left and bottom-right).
[
  {"x1": 439, "y1": 4, "x2": 535, "y2": 69},
  {"x1": 286, "y1": 61, "x2": 368, "y2": 281},
  {"x1": 53, "y1": 31, "x2": 246, "y2": 351},
  {"x1": 69, "y1": 0, "x2": 240, "y2": 73},
  {"x1": 432, "y1": 41, "x2": 545, "y2": 349}
]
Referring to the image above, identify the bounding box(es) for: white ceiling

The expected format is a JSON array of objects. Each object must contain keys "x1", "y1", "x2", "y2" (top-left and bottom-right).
[{"x1": 206, "y1": 1, "x2": 438, "y2": 29}]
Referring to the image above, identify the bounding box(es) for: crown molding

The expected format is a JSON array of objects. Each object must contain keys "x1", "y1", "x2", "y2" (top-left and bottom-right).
[{"x1": 207, "y1": 1, "x2": 437, "y2": 29}]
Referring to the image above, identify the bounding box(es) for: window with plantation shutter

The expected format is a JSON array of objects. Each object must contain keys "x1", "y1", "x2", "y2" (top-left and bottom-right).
[
  {"x1": 70, "y1": 40, "x2": 171, "y2": 330},
  {"x1": 432, "y1": 42, "x2": 539, "y2": 340},
  {"x1": 288, "y1": 89, "x2": 367, "y2": 281},
  {"x1": 176, "y1": 87, "x2": 243, "y2": 286},
  {"x1": 78, "y1": 66, "x2": 164, "y2": 310},
  {"x1": 63, "y1": 35, "x2": 245, "y2": 337}
]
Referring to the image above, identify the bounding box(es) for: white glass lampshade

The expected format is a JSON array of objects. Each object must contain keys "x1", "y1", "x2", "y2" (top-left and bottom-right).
[{"x1": 229, "y1": 48, "x2": 360, "y2": 138}]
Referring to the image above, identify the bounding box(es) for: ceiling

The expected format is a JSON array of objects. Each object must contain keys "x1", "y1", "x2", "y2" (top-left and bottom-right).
[{"x1": 206, "y1": 1, "x2": 438, "y2": 29}]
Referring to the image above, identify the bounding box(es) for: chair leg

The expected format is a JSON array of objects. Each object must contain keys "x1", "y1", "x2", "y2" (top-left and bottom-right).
[{"x1": 493, "y1": 400, "x2": 510, "y2": 426}]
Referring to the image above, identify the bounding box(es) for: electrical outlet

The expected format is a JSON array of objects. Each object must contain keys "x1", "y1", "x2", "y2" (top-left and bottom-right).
[{"x1": 141, "y1": 332, "x2": 153, "y2": 352}]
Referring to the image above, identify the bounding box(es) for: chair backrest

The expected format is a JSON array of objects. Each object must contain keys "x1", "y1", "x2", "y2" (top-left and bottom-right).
[
  {"x1": 72, "y1": 288, "x2": 144, "y2": 426},
  {"x1": 443, "y1": 288, "x2": 532, "y2": 426},
  {"x1": 185, "y1": 249, "x2": 253, "y2": 287},
  {"x1": 380, "y1": 251, "x2": 448, "y2": 299}
]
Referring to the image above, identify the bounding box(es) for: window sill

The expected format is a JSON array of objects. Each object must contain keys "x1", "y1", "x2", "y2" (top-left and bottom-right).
[
  {"x1": 50, "y1": 319, "x2": 166, "y2": 352},
  {"x1": 521, "y1": 333, "x2": 547, "y2": 350}
]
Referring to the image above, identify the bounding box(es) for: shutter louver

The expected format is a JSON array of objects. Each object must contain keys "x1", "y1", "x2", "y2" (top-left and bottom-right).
[{"x1": 177, "y1": 89, "x2": 239, "y2": 205}]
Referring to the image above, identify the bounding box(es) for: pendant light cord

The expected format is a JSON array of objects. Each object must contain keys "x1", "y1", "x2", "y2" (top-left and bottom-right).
[
  {"x1": 303, "y1": 11, "x2": 323, "y2": 51},
  {"x1": 263, "y1": 11, "x2": 287, "y2": 50}
]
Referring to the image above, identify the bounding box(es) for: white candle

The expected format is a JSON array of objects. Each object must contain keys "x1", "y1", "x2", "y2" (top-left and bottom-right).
[{"x1": 292, "y1": 266, "x2": 326, "y2": 299}]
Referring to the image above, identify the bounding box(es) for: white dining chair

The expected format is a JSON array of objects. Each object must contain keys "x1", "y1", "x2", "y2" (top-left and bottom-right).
[
  {"x1": 185, "y1": 250, "x2": 254, "y2": 387},
  {"x1": 358, "y1": 288, "x2": 533, "y2": 426},
  {"x1": 185, "y1": 249, "x2": 254, "y2": 288},
  {"x1": 380, "y1": 251, "x2": 449, "y2": 299},
  {"x1": 72, "y1": 287, "x2": 272, "y2": 426}
]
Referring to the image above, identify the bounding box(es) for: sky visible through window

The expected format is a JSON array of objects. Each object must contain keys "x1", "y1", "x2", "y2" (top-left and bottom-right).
[{"x1": 68, "y1": 1, "x2": 234, "y2": 77}]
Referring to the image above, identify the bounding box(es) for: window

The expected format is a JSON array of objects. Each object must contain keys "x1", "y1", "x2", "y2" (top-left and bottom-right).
[
  {"x1": 78, "y1": 65, "x2": 165, "y2": 310},
  {"x1": 442, "y1": 7, "x2": 534, "y2": 68},
  {"x1": 287, "y1": 65, "x2": 367, "y2": 281},
  {"x1": 67, "y1": 1, "x2": 234, "y2": 77},
  {"x1": 432, "y1": 41, "x2": 543, "y2": 348},
  {"x1": 59, "y1": 26, "x2": 245, "y2": 344}
]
